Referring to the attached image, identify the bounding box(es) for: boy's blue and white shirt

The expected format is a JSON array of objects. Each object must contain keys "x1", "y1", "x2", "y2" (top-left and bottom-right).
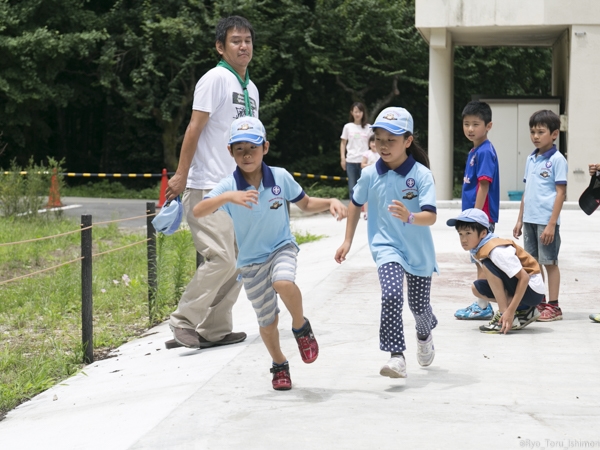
[
  {"x1": 522, "y1": 145, "x2": 567, "y2": 225},
  {"x1": 461, "y1": 139, "x2": 500, "y2": 224},
  {"x1": 352, "y1": 155, "x2": 439, "y2": 277},
  {"x1": 206, "y1": 163, "x2": 305, "y2": 268}
]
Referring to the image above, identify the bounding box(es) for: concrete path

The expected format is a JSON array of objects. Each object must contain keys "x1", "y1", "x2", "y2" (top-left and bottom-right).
[{"x1": 1, "y1": 205, "x2": 599, "y2": 450}]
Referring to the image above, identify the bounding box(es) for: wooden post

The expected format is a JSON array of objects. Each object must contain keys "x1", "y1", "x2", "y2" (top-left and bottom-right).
[{"x1": 81, "y1": 215, "x2": 93, "y2": 364}]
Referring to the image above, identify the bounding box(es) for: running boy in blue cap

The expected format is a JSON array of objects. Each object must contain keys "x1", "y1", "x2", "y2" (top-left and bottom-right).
[
  {"x1": 193, "y1": 116, "x2": 347, "y2": 391},
  {"x1": 447, "y1": 208, "x2": 544, "y2": 334}
]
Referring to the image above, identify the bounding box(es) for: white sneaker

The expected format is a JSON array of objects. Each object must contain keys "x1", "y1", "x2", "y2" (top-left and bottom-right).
[
  {"x1": 380, "y1": 355, "x2": 407, "y2": 378},
  {"x1": 416, "y1": 334, "x2": 435, "y2": 367}
]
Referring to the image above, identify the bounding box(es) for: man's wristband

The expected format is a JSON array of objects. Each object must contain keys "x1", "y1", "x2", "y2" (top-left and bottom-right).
[{"x1": 407, "y1": 212, "x2": 415, "y2": 224}]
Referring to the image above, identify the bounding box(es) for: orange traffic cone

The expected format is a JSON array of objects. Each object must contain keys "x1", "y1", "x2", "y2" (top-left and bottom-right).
[
  {"x1": 157, "y1": 168, "x2": 168, "y2": 208},
  {"x1": 46, "y1": 169, "x2": 63, "y2": 208}
]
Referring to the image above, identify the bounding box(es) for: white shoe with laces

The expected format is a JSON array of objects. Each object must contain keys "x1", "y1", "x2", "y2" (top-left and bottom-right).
[
  {"x1": 380, "y1": 355, "x2": 407, "y2": 378},
  {"x1": 416, "y1": 334, "x2": 435, "y2": 367}
]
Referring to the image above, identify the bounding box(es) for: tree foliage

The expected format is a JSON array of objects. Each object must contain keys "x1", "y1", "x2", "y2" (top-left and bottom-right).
[{"x1": 0, "y1": 0, "x2": 552, "y2": 184}]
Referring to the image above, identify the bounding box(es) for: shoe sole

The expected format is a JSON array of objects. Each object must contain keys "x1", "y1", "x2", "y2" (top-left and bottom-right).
[
  {"x1": 417, "y1": 354, "x2": 435, "y2": 367},
  {"x1": 379, "y1": 367, "x2": 407, "y2": 378},
  {"x1": 173, "y1": 336, "x2": 200, "y2": 349},
  {"x1": 165, "y1": 339, "x2": 183, "y2": 349},
  {"x1": 455, "y1": 315, "x2": 493, "y2": 320},
  {"x1": 536, "y1": 316, "x2": 563, "y2": 322},
  {"x1": 300, "y1": 353, "x2": 318, "y2": 364},
  {"x1": 198, "y1": 335, "x2": 247, "y2": 348},
  {"x1": 273, "y1": 385, "x2": 292, "y2": 391},
  {"x1": 515, "y1": 312, "x2": 541, "y2": 330}
]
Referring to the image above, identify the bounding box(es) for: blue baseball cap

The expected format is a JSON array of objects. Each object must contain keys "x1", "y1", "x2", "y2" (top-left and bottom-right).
[
  {"x1": 446, "y1": 208, "x2": 490, "y2": 229},
  {"x1": 152, "y1": 196, "x2": 183, "y2": 235},
  {"x1": 228, "y1": 116, "x2": 266, "y2": 145},
  {"x1": 371, "y1": 107, "x2": 414, "y2": 135}
]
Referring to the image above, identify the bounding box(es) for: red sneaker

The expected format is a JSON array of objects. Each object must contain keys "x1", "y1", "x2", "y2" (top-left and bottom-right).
[
  {"x1": 537, "y1": 303, "x2": 563, "y2": 322},
  {"x1": 270, "y1": 363, "x2": 292, "y2": 391},
  {"x1": 293, "y1": 318, "x2": 319, "y2": 364}
]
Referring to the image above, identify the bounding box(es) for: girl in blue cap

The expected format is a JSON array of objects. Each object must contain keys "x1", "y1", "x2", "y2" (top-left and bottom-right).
[{"x1": 335, "y1": 106, "x2": 438, "y2": 378}]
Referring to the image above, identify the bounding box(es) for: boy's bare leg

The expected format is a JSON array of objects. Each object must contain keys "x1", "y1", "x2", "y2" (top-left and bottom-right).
[
  {"x1": 544, "y1": 264, "x2": 560, "y2": 301},
  {"x1": 259, "y1": 315, "x2": 286, "y2": 364},
  {"x1": 273, "y1": 280, "x2": 305, "y2": 329}
]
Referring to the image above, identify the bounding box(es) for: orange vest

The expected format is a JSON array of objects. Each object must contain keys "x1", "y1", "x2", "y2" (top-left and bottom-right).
[{"x1": 475, "y1": 238, "x2": 541, "y2": 275}]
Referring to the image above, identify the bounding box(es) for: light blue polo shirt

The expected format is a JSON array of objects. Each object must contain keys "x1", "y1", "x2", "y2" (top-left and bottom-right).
[
  {"x1": 352, "y1": 155, "x2": 439, "y2": 277},
  {"x1": 206, "y1": 163, "x2": 305, "y2": 267},
  {"x1": 522, "y1": 145, "x2": 567, "y2": 225}
]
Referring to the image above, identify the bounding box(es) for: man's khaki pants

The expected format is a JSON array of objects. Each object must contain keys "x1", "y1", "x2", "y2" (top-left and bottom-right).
[{"x1": 168, "y1": 188, "x2": 243, "y2": 342}]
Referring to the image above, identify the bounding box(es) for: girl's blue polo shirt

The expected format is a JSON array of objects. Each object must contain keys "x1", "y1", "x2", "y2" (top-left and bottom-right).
[
  {"x1": 352, "y1": 155, "x2": 439, "y2": 277},
  {"x1": 206, "y1": 163, "x2": 305, "y2": 268},
  {"x1": 522, "y1": 145, "x2": 568, "y2": 225}
]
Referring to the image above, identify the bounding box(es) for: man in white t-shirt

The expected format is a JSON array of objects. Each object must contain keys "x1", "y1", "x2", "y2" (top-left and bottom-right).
[
  {"x1": 447, "y1": 209, "x2": 545, "y2": 335},
  {"x1": 164, "y1": 16, "x2": 259, "y2": 349}
]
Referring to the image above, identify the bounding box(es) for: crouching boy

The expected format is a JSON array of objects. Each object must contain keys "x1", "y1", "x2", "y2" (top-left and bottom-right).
[
  {"x1": 193, "y1": 116, "x2": 347, "y2": 390},
  {"x1": 447, "y1": 209, "x2": 545, "y2": 334}
]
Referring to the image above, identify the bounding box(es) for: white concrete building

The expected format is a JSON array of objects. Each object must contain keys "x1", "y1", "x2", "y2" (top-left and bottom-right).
[{"x1": 415, "y1": 0, "x2": 600, "y2": 201}]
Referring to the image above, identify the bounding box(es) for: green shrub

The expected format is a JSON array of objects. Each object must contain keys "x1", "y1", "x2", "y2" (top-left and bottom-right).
[{"x1": 0, "y1": 158, "x2": 65, "y2": 218}]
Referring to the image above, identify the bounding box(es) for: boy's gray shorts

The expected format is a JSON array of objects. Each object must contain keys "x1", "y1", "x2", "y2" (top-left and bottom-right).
[
  {"x1": 523, "y1": 222, "x2": 561, "y2": 265},
  {"x1": 240, "y1": 243, "x2": 298, "y2": 327}
]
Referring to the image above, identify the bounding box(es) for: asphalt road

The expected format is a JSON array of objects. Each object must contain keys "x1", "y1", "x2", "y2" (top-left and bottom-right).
[{"x1": 51, "y1": 196, "x2": 159, "y2": 229}]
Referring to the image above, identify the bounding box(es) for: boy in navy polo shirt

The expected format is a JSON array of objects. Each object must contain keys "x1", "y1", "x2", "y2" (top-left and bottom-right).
[
  {"x1": 455, "y1": 101, "x2": 501, "y2": 321},
  {"x1": 193, "y1": 116, "x2": 347, "y2": 391},
  {"x1": 513, "y1": 110, "x2": 567, "y2": 322},
  {"x1": 447, "y1": 209, "x2": 544, "y2": 334}
]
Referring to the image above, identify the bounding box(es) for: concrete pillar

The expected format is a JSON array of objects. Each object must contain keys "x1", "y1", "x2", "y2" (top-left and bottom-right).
[
  {"x1": 567, "y1": 25, "x2": 600, "y2": 201},
  {"x1": 427, "y1": 28, "x2": 454, "y2": 200}
]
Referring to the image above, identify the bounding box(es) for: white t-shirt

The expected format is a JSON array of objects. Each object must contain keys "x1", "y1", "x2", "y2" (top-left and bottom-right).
[
  {"x1": 363, "y1": 150, "x2": 380, "y2": 166},
  {"x1": 486, "y1": 245, "x2": 546, "y2": 294},
  {"x1": 187, "y1": 66, "x2": 259, "y2": 190},
  {"x1": 340, "y1": 122, "x2": 372, "y2": 163}
]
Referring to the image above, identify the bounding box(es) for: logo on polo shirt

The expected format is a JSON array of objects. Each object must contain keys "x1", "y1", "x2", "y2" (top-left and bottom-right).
[
  {"x1": 272, "y1": 185, "x2": 281, "y2": 195},
  {"x1": 403, "y1": 191, "x2": 417, "y2": 200},
  {"x1": 270, "y1": 201, "x2": 283, "y2": 210},
  {"x1": 406, "y1": 178, "x2": 415, "y2": 188},
  {"x1": 546, "y1": 161, "x2": 553, "y2": 168},
  {"x1": 540, "y1": 171, "x2": 550, "y2": 178}
]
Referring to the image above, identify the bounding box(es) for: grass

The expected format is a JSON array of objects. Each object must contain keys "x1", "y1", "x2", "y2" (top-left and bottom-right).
[
  {"x1": 0, "y1": 215, "x2": 323, "y2": 419},
  {"x1": 294, "y1": 230, "x2": 325, "y2": 245},
  {"x1": 0, "y1": 215, "x2": 196, "y2": 418}
]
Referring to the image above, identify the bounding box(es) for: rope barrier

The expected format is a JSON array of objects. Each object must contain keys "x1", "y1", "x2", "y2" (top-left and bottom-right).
[
  {"x1": 0, "y1": 211, "x2": 157, "y2": 248},
  {"x1": 0, "y1": 257, "x2": 84, "y2": 286},
  {"x1": 0, "y1": 236, "x2": 151, "y2": 285},
  {"x1": 0, "y1": 226, "x2": 89, "y2": 247}
]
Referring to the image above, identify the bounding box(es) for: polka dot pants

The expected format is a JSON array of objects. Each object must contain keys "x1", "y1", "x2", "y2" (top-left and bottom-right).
[{"x1": 378, "y1": 262, "x2": 437, "y2": 353}]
